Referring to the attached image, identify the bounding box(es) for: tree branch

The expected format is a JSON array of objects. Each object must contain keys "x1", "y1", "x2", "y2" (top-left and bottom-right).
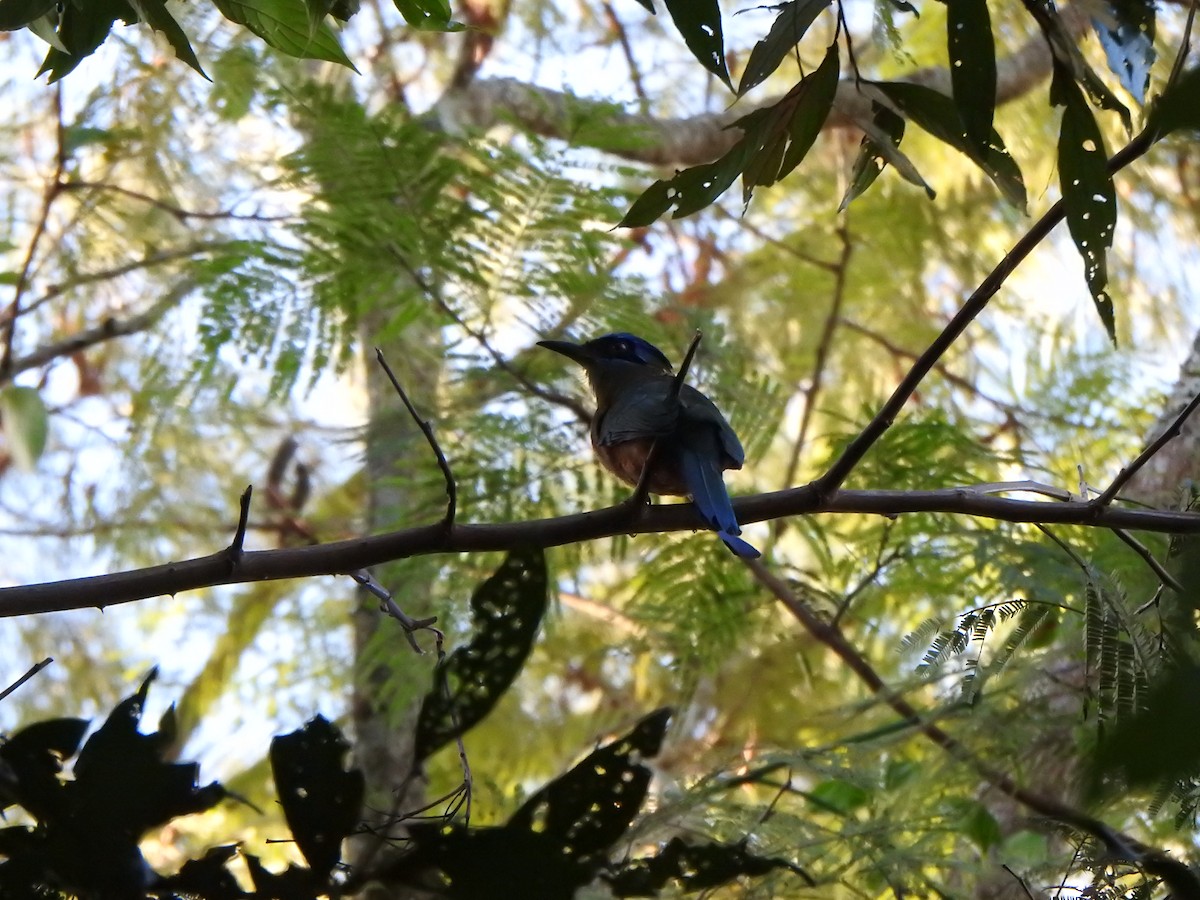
[
  {"x1": 4, "y1": 483, "x2": 1200, "y2": 618},
  {"x1": 433, "y1": 8, "x2": 1084, "y2": 167}
]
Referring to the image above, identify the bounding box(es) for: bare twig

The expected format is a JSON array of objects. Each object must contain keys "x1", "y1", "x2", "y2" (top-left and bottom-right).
[
  {"x1": 0, "y1": 657, "x2": 53, "y2": 704},
  {"x1": 227, "y1": 486, "x2": 253, "y2": 565},
  {"x1": 1110, "y1": 528, "x2": 1184, "y2": 594},
  {"x1": 375, "y1": 349, "x2": 457, "y2": 527},
  {"x1": 351, "y1": 569, "x2": 439, "y2": 653},
  {"x1": 431, "y1": 628, "x2": 472, "y2": 825},
  {"x1": 1092, "y1": 390, "x2": 1200, "y2": 507},
  {"x1": 57, "y1": 180, "x2": 291, "y2": 223},
  {"x1": 1, "y1": 87, "x2": 67, "y2": 381}
]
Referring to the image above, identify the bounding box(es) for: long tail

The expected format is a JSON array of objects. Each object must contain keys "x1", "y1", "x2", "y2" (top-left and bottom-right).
[{"x1": 678, "y1": 446, "x2": 760, "y2": 559}]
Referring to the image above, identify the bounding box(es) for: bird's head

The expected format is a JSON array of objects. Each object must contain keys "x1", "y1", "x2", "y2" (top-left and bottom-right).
[{"x1": 537, "y1": 332, "x2": 674, "y2": 374}]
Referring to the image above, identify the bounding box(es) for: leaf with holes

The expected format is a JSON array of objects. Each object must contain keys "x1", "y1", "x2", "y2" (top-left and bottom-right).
[
  {"x1": 663, "y1": 0, "x2": 731, "y2": 89},
  {"x1": 873, "y1": 81, "x2": 1026, "y2": 210},
  {"x1": 1092, "y1": 0, "x2": 1154, "y2": 103},
  {"x1": 414, "y1": 546, "x2": 548, "y2": 762},
  {"x1": 607, "y1": 836, "x2": 813, "y2": 895},
  {"x1": 738, "y1": 0, "x2": 834, "y2": 96},
  {"x1": 947, "y1": 0, "x2": 995, "y2": 153},
  {"x1": 269, "y1": 715, "x2": 363, "y2": 878},
  {"x1": 393, "y1": 0, "x2": 463, "y2": 31},
  {"x1": 507, "y1": 707, "x2": 672, "y2": 860},
  {"x1": 1053, "y1": 62, "x2": 1117, "y2": 343},
  {"x1": 840, "y1": 101, "x2": 936, "y2": 209}
]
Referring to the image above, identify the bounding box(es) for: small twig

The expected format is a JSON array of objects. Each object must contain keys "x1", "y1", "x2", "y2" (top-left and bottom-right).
[
  {"x1": 227, "y1": 486, "x2": 253, "y2": 565},
  {"x1": 0, "y1": 657, "x2": 53, "y2": 704},
  {"x1": 629, "y1": 330, "x2": 702, "y2": 508},
  {"x1": 375, "y1": 348, "x2": 457, "y2": 527},
  {"x1": 350, "y1": 569, "x2": 439, "y2": 653},
  {"x1": 601, "y1": 0, "x2": 649, "y2": 106},
  {"x1": 1110, "y1": 528, "x2": 1184, "y2": 594},
  {"x1": 431, "y1": 628, "x2": 473, "y2": 826},
  {"x1": 1092, "y1": 390, "x2": 1200, "y2": 508}
]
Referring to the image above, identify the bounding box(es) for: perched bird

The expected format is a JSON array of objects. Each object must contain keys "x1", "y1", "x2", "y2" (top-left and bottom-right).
[{"x1": 538, "y1": 332, "x2": 759, "y2": 558}]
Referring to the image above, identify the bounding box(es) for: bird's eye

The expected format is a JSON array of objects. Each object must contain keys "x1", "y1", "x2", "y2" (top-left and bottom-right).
[{"x1": 615, "y1": 341, "x2": 630, "y2": 354}]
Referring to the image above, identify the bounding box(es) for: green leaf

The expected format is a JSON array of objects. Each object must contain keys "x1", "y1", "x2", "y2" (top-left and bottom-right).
[
  {"x1": 873, "y1": 80, "x2": 1026, "y2": 210},
  {"x1": 947, "y1": 0, "x2": 995, "y2": 154},
  {"x1": 213, "y1": 0, "x2": 359, "y2": 69},
  {"x1": 27, "y1": 9, "x2": 67, "y2": 51},
  {"x1": 36, "y1": 0, "x2": 137, "y2": 83},
  {"x1": 663, "y1": 0, "x2": 731, "y2": 89},
  {"x1": 0, "y1": 0, "x2": 56, "y2": 31},
  {"x1": 955, "y1": 799, "x2": 1002, "y2": 851},
  {"x1": 1, "y1": 385, "x2": 48, "y2": 470},
  {"x1": 1053, "y1": 62, "x2": 1117, "y2": 344},
  {"x1": 128, "y1": 0, "x2": 208, "y2": 78},
  {"x1": 737, "y1": 0, "x2": 833, "y2": 96},
  {"x1": 807, "y1": 778, "x2": 871, "y2": 813},
  {"x1": 303, "y1": 0, "x2": 334, "y2": 34},
  {"x1": 1092, "y1": 0, "x2": 1155, "y2": 103},
  {"x1": 393, "y1": 0, "x2": 463, "y2": 31},
  {"x1": 622, "y1": 43, "x2": 838, "y2": 225},
  {"x1": 1148, "y1": 65, "x2": 1200, "y2": 140},
  {"x1": 840, "y1": 100, "x2": 928, "y2": 210}
]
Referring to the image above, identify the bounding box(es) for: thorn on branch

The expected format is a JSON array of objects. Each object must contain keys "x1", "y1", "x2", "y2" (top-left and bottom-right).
[
  {"x1": 375, "y1": 348, "x2": 457, "y2": 528},
  {"x1": 227, "y1": 486, "x2": 253, "y2": 566}
]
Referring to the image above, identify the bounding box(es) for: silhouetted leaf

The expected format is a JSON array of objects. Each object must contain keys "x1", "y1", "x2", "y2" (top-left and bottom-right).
[
  {"x1": 0, "y1": 0, "x2": 56, "y2": 30},
  {"x1": 1092, "y1": 0, "x2": 1154, "y2": 103},
  {"x1": 129, "y1": 0, "x2": 208, "y2": 77},
  {"x1": 840, "y1": 101, "x2": 934, "y2": 209},
  {"x1": 0, "y1": 717, "x2": 89, "y2": 819},
  {"x1": 663, "y1": 0, "x2": 731, "y2": 89},
  {"x1": 399, "y1": 709, "x2": 672, "y2": 899},
  {"x1": 270, "y1": 715, "x2": 363, "y2": 878},
  {"x1": 738, "y1": 0, "x2": 834, "y2": 96},
  {"x1": 245, "y1": 853, "x2": 321, "y2": 900},
  {"x1": 606, "y1": 836, "x2": 813, "y2": 896},
  {"x1": 1021, "y1": 0, "x2": 1131, "y2": 132},
  {"x1": 873, "y1": 81, "x2": 1026, "y2": 209},
  {"x1": 213, "y1": 0, "x2": 358, "y2": 68},
  {"x1": 154, "y1": 845, "x2": 246, "y2": 898},
  {"x1": 622, "y1": 44, "x2": 838, "y2": 225},
  {"x1": 1148, "y1": 65, "x2": 1200, "y2": 140},
  {"x1": 414, "y1": 546, "x2": 548, "y2": 762},
  {"x1": 947, "y1": 0, "x2": 995, "y2": 153},
  {"x1": 1052, "y1": 62, "x2": 1117, "y2": 344},
  {"x1": 36, "y1": 0, "x2": 136, "y2": 83}
]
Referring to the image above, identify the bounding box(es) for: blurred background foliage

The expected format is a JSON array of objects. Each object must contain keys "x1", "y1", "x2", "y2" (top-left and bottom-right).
[{"x1": 1, "y1": 0, "x2": 1199, "y2": 895}]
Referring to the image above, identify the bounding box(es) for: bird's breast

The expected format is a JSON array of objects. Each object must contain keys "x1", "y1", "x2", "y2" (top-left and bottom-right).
[{"x1": 591, "y1": 436, "x2": 690, "y2": 496}]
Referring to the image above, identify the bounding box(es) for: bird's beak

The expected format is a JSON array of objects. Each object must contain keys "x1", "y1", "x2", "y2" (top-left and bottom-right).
[{"x1": 537, "y1": 339, "x2": 592, "y2": 367}]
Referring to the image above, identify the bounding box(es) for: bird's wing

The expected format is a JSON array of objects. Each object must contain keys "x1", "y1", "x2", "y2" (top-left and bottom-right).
[
  {"x1": 594, "y1": 382, "x2": 678, "y2": 445},
  {"x1": 678, "y1": 385, "x2": 745, "y2": 469}
]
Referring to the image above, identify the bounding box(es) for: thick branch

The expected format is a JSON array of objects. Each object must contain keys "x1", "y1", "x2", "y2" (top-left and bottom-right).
[
  {"x1": 433, "y1": 8, "x2": 1083, "y2": 166},
  {"x1": 4, "y1": 484, "x2": 1200, "y2": 618}
]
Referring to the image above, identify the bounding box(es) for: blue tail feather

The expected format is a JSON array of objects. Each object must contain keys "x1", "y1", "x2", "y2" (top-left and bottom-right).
[{"x1": 678, "y1": 446, "x2": 760, "y2": 559}]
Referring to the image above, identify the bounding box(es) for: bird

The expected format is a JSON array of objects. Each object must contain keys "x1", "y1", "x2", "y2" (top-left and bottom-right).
[{"x1": 538, "y1": 332, "x2": 760, "y2": 558}]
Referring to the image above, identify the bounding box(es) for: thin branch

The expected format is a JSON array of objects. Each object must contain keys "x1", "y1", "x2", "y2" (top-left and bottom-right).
[
  {"x1": 601, "y1": 0, "x2": 649, "y2": 106},
  {"x1": 813, "y1": 124, "x2": 1161, "y2": 500},
  {"x1": 0, "y1": 657, "x2": 53, "y2": 704},
  {"x1": 350, "y1": 569, "x2": 438, "y2": 653},
  {"x1": 1110, "y1": 528, "x2": 1184, "y2": 594},
  {"x1": 4, "y1": 279, "x2": 196, "y2": 383},
  {"x1": 7, "y1": 483, "x2": 1200, "y2": 618},
  {"x1": 742, "y1": 557, "x2": 1200, "y2": 896},
  {"x1": 57, "y1": 180, "x2": 291, "y2": 223},
  {"x1": 1092, "y1": 390, "x2": 1200, "y2": 507},
  {"x1": 779, "y1": 223, "x2": 853, "y2": 496},
  {"x1": 1, "y1": 87, "x2": 67, "y2": 381},
  {"x1": 375, "y1": 348, "x2": 457, "y2": 527}
]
